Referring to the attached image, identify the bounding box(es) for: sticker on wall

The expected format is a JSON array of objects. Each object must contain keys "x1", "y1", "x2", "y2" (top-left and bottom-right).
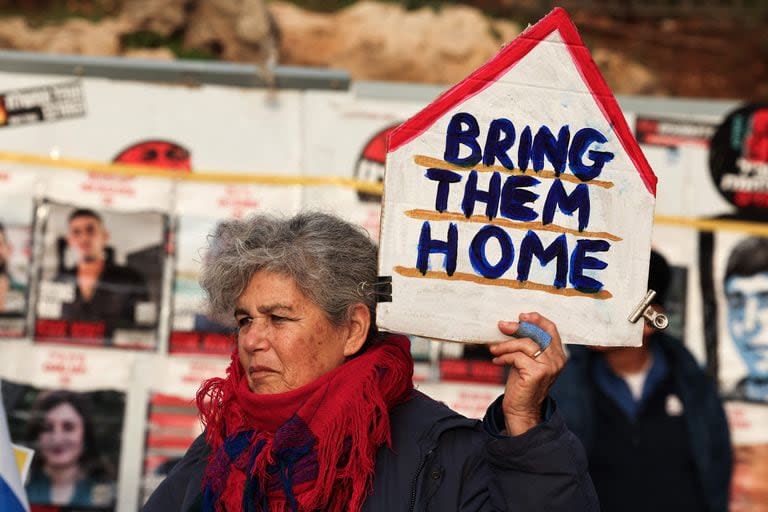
[
  {"x1": 113, "y1": 139, "x2": 192, "y2": 172},
  {"x1": 354, "y1": 123, "x2": 400, "y2": 203},
  {"x1": 635, "y1": 115, "x2": 717, "y2": 148},
  {"x1": 377, "y1": 7, "x2": 657, "y2": 346},
  {"x1": 0, "y1": 80, "x2": 85, "y2": 128},
  {"x1": 710, "y1": 104, "x2": 768, "y2": 216}
]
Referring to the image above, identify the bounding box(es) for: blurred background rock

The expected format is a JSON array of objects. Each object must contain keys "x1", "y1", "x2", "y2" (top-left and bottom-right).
[{"x1": 0, "y1": 0, "x2": 765, "y2": 98}]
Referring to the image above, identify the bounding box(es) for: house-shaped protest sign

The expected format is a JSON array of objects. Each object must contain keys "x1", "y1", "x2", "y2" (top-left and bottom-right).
[{"x1": 376, "y1": 8, "x2": 657, "y2": 347}]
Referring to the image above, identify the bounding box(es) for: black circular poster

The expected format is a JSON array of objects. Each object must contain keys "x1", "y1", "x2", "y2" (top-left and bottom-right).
[{"x1": 710, "y1": 103, "x2": 768, "y2": 217}]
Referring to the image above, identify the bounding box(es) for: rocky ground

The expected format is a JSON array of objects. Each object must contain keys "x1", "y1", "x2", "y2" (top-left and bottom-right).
[{"x1": 0, "y1": 0, "x2": 764, "y2": 99}]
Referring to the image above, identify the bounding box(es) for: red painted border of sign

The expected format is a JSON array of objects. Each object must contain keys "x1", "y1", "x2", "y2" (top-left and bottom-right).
[{"x1": 387, "y1": 7, "x2": 657, "y2": 196}]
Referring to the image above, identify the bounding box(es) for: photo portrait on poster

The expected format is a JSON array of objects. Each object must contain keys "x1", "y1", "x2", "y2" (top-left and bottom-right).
[
  {"x1": 1, "y1": 380, "x2": 125, "y2": 511},
  {"x1": 701, "y1": 231, "x2": 768, "y2": 404},
  {"x1": 171, "y1": 214, "x2": 236, "y2": 355},
  {"x1": 700, "y1": 104, "x2": 768, "y2": 402},
  {"x1": 171, "y1": 183, "x2": 301, "y2": 355},
  {"x1": 732, "y1": 441, "x2": 768, "y2": 512},
  {"x1": 0, "y1": 169, "x2": 35, "y2": 338},
  {"x1": 140, "y1": 393, "x2": 201, "y2": 505},
  {"x1": 33, "y1": 201, "x2": 167, "y2": 350},
  {"x1": 140, "y1": 357, "x2": 227, "y2": 503}
]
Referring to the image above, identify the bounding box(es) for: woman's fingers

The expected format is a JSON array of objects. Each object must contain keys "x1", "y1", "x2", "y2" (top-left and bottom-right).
[
  {"x1": 494, "y1": 312, "x2": 568, "y2": 435},
  {"x1": 490, "y1": 350, "x2": 546, "y2": 372},
  {"x1": 489, "y1": 337, "x2": 542, "y2": 361},
  {"x1": 516, "y1": 312, "x2": 566, "y2": 361},
  {"x1": 497, "y1": 320, "x2": 520, "y2": 336}
]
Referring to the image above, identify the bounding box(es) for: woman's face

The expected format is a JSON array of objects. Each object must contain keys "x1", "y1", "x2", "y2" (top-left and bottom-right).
[
  {"x1": 38, "y1": 402, "x2": 85, "y2": 470},
  {"x1": 235, "y1": 271, "x2": 353, "y2": 394}
]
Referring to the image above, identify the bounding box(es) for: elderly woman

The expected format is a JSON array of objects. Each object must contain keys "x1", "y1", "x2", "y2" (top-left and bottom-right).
[{"x1": 144, "y1": 212, "x2": 597, "y2": 511}]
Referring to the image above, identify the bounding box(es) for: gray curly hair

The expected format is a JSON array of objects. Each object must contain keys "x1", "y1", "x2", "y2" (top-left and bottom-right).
[{"x1": 199, "y1": 211, "x2": 380, "y2": 342}]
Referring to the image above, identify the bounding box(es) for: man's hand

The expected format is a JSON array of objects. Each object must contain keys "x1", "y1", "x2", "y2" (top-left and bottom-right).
[{"x1": 489, "y1": 312, "x2": 567, "y2": 436}]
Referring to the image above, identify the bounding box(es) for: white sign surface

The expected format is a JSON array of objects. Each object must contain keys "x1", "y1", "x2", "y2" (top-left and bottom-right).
[{"x1": 377, "y1": 8, "x2": 657, "y2": 347}]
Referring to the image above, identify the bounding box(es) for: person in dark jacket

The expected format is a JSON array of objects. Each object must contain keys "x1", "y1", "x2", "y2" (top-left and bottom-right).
[
  {"x1": 552, "y1": 250, "x2": 732, "y2": 512},
  {"x1": 53, "y1": 208, "x2": 149, "y2": 337},
  {"x1": 143, "y1": 212, "x2": 598, "y2": 512}
]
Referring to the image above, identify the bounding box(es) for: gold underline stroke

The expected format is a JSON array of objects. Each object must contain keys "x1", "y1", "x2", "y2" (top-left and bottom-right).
[
  {"x1": 15, "y1": 152, "x2": 768, "y2": 239},
  {"x1": 394, "y1": 266, "x2": 613, "y2": 300},
  {"x1": 0, "y1": 151, "x2": 384, "y2": 195},
  {"x1": 655, "y1": 215, "x2": 768, "y2": 238},
  {"x1": 413, "y1": 155, "x2": 614, "y2": 189},
  {"x1": 405, "y1": 209, "x2": 623, "y2": 242}
]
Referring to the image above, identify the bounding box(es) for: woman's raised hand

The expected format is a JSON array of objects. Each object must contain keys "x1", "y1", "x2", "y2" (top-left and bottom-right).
[{"x1": 489, "y1": 312, "x2": 567, "y2": 435}]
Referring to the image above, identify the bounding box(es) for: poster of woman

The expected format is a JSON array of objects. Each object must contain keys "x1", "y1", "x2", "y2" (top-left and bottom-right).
[{"x1": 1, "y1": 381, "x2": 125, "y2": 511}]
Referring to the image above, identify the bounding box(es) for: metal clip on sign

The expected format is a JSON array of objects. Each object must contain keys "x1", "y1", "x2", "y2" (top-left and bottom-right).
[
  {"x1": 628, "y1": 290, "x2": 669, "y2": 330},
  {"x1": 367, "y1": 276, "x2": 393, "y2": 303}
]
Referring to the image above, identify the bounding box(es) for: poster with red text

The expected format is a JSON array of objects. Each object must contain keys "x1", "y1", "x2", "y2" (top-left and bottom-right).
[
  {"x1": 417, "y1": 381, "x2": 503, "y2": 419},
  {"x1": 140, "y1": 356, "x2": 228, "y2": 504},
  {"x1": 301, "y1": 90, "x2": 428, "y2": 240},
  {"x1": 726, "y1": 402, "x2": 768, "y2": 512},
  {"x1": 0, "y1": 342, "x2": 135, "y2": 511},
  {"x1": 0, "y1": 167, "x2": 37, "y2": 338},
  {"x1": 170, "y1": 182, "x2": 301, "y2": 355},
  {"x1": 32, "y1": 200, "x2": 168, "y2": 350}
]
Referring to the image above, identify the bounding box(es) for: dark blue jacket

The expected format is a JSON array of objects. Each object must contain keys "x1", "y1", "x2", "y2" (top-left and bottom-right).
[
  {"x1": 551, "y1": 333, "x2": 732, "y2": 512},
  {"x1": 143, "y1": 390, "x2": 599, "y2": 511}
]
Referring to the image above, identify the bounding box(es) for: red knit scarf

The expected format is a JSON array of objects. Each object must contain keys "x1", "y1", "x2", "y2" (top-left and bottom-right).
[{"x1": 196, "y1": 335, "x2": 414, "y2": 512}]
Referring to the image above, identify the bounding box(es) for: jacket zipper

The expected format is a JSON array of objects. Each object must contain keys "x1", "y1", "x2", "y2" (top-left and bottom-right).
[{"x1": 408, "y1": 448, "x2": 434, "y2": 512}]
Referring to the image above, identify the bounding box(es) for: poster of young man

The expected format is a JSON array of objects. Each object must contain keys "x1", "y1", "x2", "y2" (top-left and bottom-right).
[
  {"x1": 702, "y1": 232, "x2": 768, "y2": 403},
  {"x1": 699, "y1": 105, "x2": 768, "y2": 401},
  {"x1": 33, "y1": 202, "x2": 167, "y2": 350},
  {"x1": 170, "y1": 182, "x2": 301, "y2": 355},
  {"x1": 0, "y1": 168, "x2": 36, "y2": 338},
  {"x1": 690, "y1": 104, "x2": 768, "y2": 512}
]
